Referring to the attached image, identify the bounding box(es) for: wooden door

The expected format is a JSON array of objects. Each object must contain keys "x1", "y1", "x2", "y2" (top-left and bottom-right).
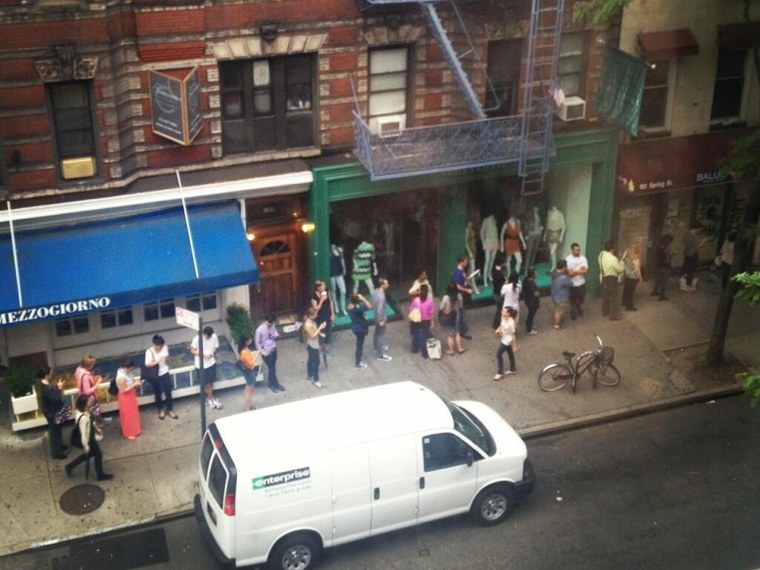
[{"x1": 250, "y1": 230, "x2": 299, "y2": 318}]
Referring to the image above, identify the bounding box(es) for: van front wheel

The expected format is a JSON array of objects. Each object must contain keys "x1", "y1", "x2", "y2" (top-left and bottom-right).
[
  {"x1": 471, "y1": 486, "x2": 513, "y2": 526},
  {"x1": 269, "y1": 533, "x2": 321, "y2": 570}
]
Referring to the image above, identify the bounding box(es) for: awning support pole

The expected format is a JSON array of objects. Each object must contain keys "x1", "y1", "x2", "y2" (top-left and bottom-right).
[
  {"x1": 176, "y1": 170, "x2": 200, "y2": 279},
  {"x1": 6, "y1": 201, "x2": 23, "y2": 307}
]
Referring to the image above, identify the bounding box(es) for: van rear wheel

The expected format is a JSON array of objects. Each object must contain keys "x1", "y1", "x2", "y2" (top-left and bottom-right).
[
  {"x1": 269, "y1": 533, "x2": 321, "y2": 570},
  {"x1": 471, "y1": 485, "x2": 513, "y2": 526}
]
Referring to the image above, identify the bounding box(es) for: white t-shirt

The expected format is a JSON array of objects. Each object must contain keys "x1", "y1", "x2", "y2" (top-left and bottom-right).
[
  {"x1": 192, "y1": 333, "x2": 219, "y2": 369},
  {"x1": 499, "y1": 317, "x2": 516, "y2": 346},
  {"x1": 565, "y1": 254, "x2": 588, "y2": 286},
  {"x1": 145, "y1": 345, "x2": 170, "y2": 376},
  {"x1": 501, "y1": 282, "x2": 522, "y2": 310}
]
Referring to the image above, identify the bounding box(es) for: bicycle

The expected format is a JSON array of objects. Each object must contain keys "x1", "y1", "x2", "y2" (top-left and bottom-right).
[{"x1": 538, "y1": 334, "x2": 621, "y2": 392}]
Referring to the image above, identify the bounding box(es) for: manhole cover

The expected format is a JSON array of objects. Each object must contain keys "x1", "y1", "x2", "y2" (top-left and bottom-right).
[{"x1": 59, "y1": 483, "x2": 105, "y2": 515}]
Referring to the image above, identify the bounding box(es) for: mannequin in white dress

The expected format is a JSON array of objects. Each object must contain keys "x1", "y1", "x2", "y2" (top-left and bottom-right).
[
  {"x1": 465, "y1": 221, "x2": 480, "y2": 294},
  {"x1": 544, "y1": 206, "x2": 566, "y2": 269},
  {"x1": 480, "y1": 214, "x2": 499, "y2": 287},
  {"x1": 500, "y1": 216, "x2": 527, "y2": 274},
  {"x1": 524, "y1": 206, "x2": 543, "y2": 271}
]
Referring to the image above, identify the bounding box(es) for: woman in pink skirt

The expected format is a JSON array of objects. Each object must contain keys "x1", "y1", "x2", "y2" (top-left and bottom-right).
[{"x1": 116, "y1": 359, "x2": 142, "y2": 440}]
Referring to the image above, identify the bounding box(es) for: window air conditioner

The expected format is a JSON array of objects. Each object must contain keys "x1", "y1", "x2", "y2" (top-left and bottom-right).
[
  {"x1": 370, "y1": 114, "x2": 406, "y2": 137},
  {"x1": 555, "y1": 96, "x2": 586, "y2": 121}
]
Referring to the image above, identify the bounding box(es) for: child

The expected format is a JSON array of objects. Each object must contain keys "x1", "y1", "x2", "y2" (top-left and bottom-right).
[{"x1": 494, "y1": 307, "x2": 518, "y2": 381}]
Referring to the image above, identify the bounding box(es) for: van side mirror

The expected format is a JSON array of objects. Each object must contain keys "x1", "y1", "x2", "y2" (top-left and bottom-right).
[{"x1": 466, "y1": 451, "x2": 474, "y2": 467}]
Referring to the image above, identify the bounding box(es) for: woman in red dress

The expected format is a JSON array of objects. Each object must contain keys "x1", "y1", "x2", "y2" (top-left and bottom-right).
[{"x1": 116, "y1": 359, "x2": 143, "y2": 440}]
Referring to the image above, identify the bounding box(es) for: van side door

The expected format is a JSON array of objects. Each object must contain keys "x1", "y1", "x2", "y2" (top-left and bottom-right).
[
  {"x1": 368, "y1": 436, "x2": 419, "y2": 535},
  {"x1": 416, "y1": 432, "x2": 480, "y2": 523},
  {"x1": 329, "y1": 445, "x2": 372, "y2": 545}
]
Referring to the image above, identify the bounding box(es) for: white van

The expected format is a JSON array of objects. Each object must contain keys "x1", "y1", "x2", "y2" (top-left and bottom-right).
[{"x1": 194, "y1": 381, "x2": 534, "y2": 570}]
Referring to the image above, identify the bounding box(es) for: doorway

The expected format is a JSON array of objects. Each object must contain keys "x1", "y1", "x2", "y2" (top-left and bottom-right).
[{"x1": 249, "y1": 228, "x2": 301, "y2": 319}]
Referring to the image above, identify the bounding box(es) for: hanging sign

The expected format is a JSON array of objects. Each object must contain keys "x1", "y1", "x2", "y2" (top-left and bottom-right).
[{"x1": 149, "y1": 67, "x2": 203, "y2": 146}]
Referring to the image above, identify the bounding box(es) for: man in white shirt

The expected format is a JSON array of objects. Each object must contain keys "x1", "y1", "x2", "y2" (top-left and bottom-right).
[
  {"x1": 565, "y1": 242, "x2": 588, "y2": 320},
  {"x1": 191, "y1": 326, "x2": 222, "y2": 409}
]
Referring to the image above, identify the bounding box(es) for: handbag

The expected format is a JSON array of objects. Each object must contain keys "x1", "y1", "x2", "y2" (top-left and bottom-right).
[
  {"x1": 53, "y1": 406, "x2": 72, "y2": 426},
  {"x1": 438, "y1": 309, "x2": 456, "y2": 328},
  {"x1": 108, "y1": 377, "x2": 119, "y2": 396},
  {"x1": 408, "y1": 306, "x2": 422, "y2": 323}
]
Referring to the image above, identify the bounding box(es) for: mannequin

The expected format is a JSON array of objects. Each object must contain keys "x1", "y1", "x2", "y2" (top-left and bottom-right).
[
  {"x1": 352, "y1": 241, "x2": 377, "y2": 295},
  {"x1": 500, "y1": 215, "x2": 527, "y2": 274},
  {"x1": 329, "y1": 244, "x2": 348, "y2": 316},
  {"x1": 524, "y1": 206, "x2": 544, "y2": 271},
  {"x1": 544, "y1": 205, "x2": 566, "y2": 269},
  {"x1": 465, "y1": 221, "x2": 480, "y2": 294},
  {"x1": 480, "y1": 214, "x2": 499, "y2": 287}
]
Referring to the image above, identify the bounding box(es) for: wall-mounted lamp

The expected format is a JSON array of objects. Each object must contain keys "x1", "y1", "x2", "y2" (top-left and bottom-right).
[
  {"x1": 301, "y1": 221, "x2": 316, "y2": 234},
  {"x1": 246, "y1": 227, "x2": 256, "y2": 241},
  {"x1": 259, "y1": 23, "x2": 279, "y2": 43}
]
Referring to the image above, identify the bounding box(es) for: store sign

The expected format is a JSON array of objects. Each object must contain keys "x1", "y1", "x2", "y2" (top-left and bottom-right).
[
  {"x1": 149, "y1": 67, "x2": 203, "y2": 146},
  {"x1": 695, "y1": 171, "x2": 731, "y2": 185},
  {"x1": 0, "y1": 297, "x2": 111, "y2": 325}
]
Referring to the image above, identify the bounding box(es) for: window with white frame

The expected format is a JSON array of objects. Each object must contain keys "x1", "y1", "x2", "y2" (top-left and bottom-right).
[
  {"x1": 557, "y1": 33, "x2": 586, "y2": 98},
  {"x1": 55, "y1": 315, "x2": 90, "y2": 337},
  {"x1": 186, "y1": 292, "x2": 218, "y2": 313},
  {"x1": 639, "y1": 59, "x2": 675, "y2": 131},
  {"x1": 710, "y1": 45, "x2": 747, "y2": 123},
  {"x1": 100, "y1": 308, "x2": 134, "y2": 329},
  {"x1": 368, "y1": 46, "x2": 410, "y2": 132},
  {"x1": 143, "y1": 299, "x2": 175, "y2": 322}
]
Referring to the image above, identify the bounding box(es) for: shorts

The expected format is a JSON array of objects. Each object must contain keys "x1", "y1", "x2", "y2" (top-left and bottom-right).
[
  {"x1": 197, "y1": 363, "x2": 217, "y2": 386},
  {"x1": 553, "y1": 300, "x2": 568, "y2": 313},
  {"x1": 242, "y1": 367, "x2": 257, "y2": 386}
]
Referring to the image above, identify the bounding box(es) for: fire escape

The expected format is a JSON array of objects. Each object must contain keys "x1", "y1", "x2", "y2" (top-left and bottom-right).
[{"x1": 353, "y1": 0, "x2": 564, "y2": 195}]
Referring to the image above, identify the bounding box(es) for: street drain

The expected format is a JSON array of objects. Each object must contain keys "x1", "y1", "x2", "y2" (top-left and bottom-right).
[{"x1": 59, "y1": 483, "x2": 105, "y2": 515}]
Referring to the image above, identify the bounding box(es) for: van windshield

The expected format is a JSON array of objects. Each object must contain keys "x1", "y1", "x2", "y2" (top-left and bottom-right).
[{"x1": 448, "y1": 403, "x2": 495, "y2": 456}]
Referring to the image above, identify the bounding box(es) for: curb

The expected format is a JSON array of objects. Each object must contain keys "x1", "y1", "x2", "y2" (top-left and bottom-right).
[{"x1": 519, "y1": 383, "x2": 745, "y2": 440}]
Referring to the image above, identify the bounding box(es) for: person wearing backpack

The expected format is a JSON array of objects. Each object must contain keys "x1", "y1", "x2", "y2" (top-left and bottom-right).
[{"x1": 65, "y1": 395, "x2": 113, "y2": 481}]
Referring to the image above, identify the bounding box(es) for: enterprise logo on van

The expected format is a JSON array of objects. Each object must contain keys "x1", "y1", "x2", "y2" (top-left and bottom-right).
[{"x1": 252, "y1": 467, "x2": 311, "y2": 490}]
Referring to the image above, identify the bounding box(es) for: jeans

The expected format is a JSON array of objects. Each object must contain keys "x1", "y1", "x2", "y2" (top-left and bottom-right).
[
  {"x1": 569, "y1": 284, "x2": 586, "y2": 316},
  {"x1": 48, "y1": 421, "x2": 65, "y2": 458},
  {"x1": 66, "y1": 440, "x2": 105, "y2": 479},
  {"x1": 412, "y1": 321, "x2": 431, "y2": 357},
  {"x1": 306, "y1": 346, "x2": 320, "y2": 381},
  {"x1": 496, "y1": 343, "x2": 516, "y2": 374},
  {"x1": 622, "y1": 277, "x2": 638, "y2": 308},
  {"x1": 262, "y1": 350, "x2": 279, "y2": 387},
  {"x1": 525, "y1": 304, "x2": 538, "y2": 333},
  {"x1": 601, "y1": 276, "x2": 622, "y2": 319},
  {"x1": 354, "y1": 332, "x2": 366, "y2": 365},
  {"x1": 456, "y1": 295, "x2": 468, "y2": 335},
  {"x1": 373, "y1": 322, "x2": 386, "y2": 355},
  {"x1": 652, "y1": 268, "x2": 669, "y2": 298},
  {"x1": 150, "y1": 372, "x2": 173, "y2": 412}
]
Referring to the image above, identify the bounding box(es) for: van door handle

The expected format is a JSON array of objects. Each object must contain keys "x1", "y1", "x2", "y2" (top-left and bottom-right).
[
  {"x1": 374, "y1": 487, "x2": 380, "y2": 500},
  {"x1": 419, "y1": 477, "x2": 425, "y2": 489}
]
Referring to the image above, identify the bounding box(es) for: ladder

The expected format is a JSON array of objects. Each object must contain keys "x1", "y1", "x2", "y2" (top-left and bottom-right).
[{"x1": 519, "y1": 0, "x2": 564, "y2": 196}]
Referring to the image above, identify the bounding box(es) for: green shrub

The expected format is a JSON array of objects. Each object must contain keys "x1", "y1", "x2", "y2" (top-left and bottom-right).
[
  {"x1": 5, "y1": 364, "x2": 36, "y2": 398},
  {"x1": 226, "y1": 303, "x2": 255, "y2": 352}
]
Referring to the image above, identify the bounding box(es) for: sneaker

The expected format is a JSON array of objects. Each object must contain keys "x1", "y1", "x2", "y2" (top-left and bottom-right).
[
  {"x1": 356, "y1": 362, "x2": 368, "y2": 369},
  {"x1": 97, "y1": 473, "x2": 114, "y2": 481},
  {"x1": 528, "y1": 330, "x2": 538, "y2": 335},
  {"x1": 376, "y1": 354, "x2": 392, "y2": 362}
]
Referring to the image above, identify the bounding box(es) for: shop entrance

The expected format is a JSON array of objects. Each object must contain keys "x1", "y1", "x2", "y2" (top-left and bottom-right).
[{"x1": 249, "y1": 228, "x2": 299, "y2": 319}]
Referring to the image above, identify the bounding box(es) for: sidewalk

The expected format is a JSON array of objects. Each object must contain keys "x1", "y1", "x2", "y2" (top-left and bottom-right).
[{"x1": 0, "y1": 270, "x2": 757, "y2": 557}]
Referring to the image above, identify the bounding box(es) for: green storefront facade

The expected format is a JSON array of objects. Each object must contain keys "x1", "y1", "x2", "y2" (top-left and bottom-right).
[{"x1": 309, "y1": 127, "x2": 619, "y2": 299}]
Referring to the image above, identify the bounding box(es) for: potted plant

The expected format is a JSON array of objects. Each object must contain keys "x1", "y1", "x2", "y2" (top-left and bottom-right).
[
  {"x1": 6, "y1": 364, "x2": 39, "y2": 416},
  {"x1": 226, "y1": 303, "x2": 255, "y2": 354}
]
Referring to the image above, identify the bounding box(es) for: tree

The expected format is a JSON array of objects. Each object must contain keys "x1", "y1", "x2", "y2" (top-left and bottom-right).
[{"x1": 573, "y1": 0, "x2": 632, "y2": 26}]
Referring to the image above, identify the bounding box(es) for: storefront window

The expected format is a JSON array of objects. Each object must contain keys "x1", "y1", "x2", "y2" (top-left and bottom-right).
[
  {"x1": 55, "y1": 316, "x2": 90, "y2": 337},
  {"x1": 186, "y1": 292, "x2": 218, "y2": 312},
  {"x1": 100, "y1": 308, "x2": 133, "y2": 329},
  {"x1": 144, "y1": 299, "x2": 175, "y2": 322},
  {"x1": 329, "y1": 190, "x2": 440, "y2": 296}
]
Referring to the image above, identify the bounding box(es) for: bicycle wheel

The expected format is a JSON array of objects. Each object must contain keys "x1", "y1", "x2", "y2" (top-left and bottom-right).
[
  {"x1": 594, "y1": 361, "x2": 621, "y2": 386},
  {"x1": 538, "y1": 364, "x2": 572, "y2": 392}
]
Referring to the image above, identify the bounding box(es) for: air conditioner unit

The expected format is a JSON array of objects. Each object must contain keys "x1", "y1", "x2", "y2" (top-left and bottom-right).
[
  {"x1": 370, "y1": 114, "x2": 406, "y2": 137},
  {"x1": 555, "y1": 96, "x2": 586, "y2": 121}
]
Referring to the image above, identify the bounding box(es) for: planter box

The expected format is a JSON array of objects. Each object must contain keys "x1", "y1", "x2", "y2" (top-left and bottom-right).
[{"x1": 11, "y1": 387, "x2": 38, "y2": 416}]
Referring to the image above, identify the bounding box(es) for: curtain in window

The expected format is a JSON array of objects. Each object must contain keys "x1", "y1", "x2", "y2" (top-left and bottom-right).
[{"x1": 595, "y1": 46, "x2": 647, "y2": 136}]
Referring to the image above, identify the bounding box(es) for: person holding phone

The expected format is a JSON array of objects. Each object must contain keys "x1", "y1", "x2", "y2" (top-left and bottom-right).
[
  {"x1": 303, "y1": 307, "x2": 326, "y2": 388},
  {"x1": 311, "y1": 280, "x2": 335, "y2": 357}
]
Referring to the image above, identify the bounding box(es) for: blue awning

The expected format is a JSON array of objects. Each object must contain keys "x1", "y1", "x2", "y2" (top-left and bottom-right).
[{"x1": 0, "y1": 201, "x2": 258, "y2": 327}]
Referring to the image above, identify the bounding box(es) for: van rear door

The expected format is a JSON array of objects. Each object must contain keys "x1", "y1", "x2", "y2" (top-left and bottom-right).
[
  {"x1": 367, "y1": 436, "x2": 419, "y2": 535},
  {"x1": 416, "y1": 432, "x2": 479, "y2": 522},
  {"x1": 197, "y1": 426, "x2": 237, "y2": 563}
]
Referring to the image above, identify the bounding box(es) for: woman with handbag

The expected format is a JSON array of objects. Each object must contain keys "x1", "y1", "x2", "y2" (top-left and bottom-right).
[
  {"x1": 303, "y1": 307, "x2": 326, "y2": 388},
  {"x1": 116, "y1": 360, "x2": 142, "y2": 440},
  {"x1": 144, "y1": 335, "x2": 177, "y2": 420},
  {"x1": 410, "y1": 284, "x2": 435, "y2": 358},
  {"x1": 238, "y1": 334, "x2": 259, "y2": 411},
  {"x1": 440, "y1": 281, "x2": 464, "y2": 356},
  {"x1": 75, "y1": 355, "x2": 108, "y2": 428},
  {"x1": 39, "y1": 367, "x2": 70, "y2": 459}
]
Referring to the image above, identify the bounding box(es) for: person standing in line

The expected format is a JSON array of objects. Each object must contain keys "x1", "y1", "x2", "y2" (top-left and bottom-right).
[
  {"x1": 598, "y1": 240, "x2": 624, "y2": 321},
  {"x1": 494, "y1": 307, "x2": 518, "y2": 381},
  {"x1": 522, "y1": 268, "x2": 541, "y2": 335},
  {"x1": 348, "y1": 293, "x2": 372, "y2": 369},
  {"x1": 651, "y1": 234, "x2": 674, "y2": 300},
  {"x1": 491, "y1": 255, "x2": 507, "y2": 329},
  {"x1": 500, "y1": 272, "x2": 522, "y2": 325},
  {"x1": 440, "y1": 281, "x2": 464, "y2": 356},
  {"x1": 550, "y1": 259, "x2": 573, "y2": 330},
  {"x1": 452, "y1": 256, "x2": 473, "y2": 340},
  {"x1": 680, "y1": 224, "x2": 704, "y2": 292},
  {"x1": 75, "y1": 355, "x2": 108, "y2": 428},
  {"x1": 65, "y1": 395, "x2": 113, "y2": 481},
  {"x1": 310, "y1": 280, "x2": 335, "y2": 357},
  {"x1": 303, "y1": 307, "x2": 326, "y2": 388},
  {"x1": 621, "y1": 242, "x2": 643, "y2": 311},
  {"x1": 716, "y1": 232, "x2": 735, "y2": 290},
  {"x1": 238, "y1": 334, "x2": 259, "y2": 411},
  {"x1": 39, "y1": 367, "x2": 70, "y2": 459},
  {"x1": 255, "y1": 314, "x2": 285, "y2": 393},
  {"x1": 144, "y1": 335, "x2": 177, "y2": 420},
  {"x1": 192, "y1": 326, "x2": 223, "y2": 407},
  {"x1": 116, "y1": 360, "x2": 142, "y2": 440},
  {"x1": 408, "y1": 270, "x2": 433, "y2": 298},
  {"x1": 371, "y1": 278, "x2": 392, "y2": 361},
  {"x1": 410, "y1": 284, "x2": 435, "y2": 358},
  {"x1": 565, "y1": 242, "x2": 588, "y2": 320}
]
